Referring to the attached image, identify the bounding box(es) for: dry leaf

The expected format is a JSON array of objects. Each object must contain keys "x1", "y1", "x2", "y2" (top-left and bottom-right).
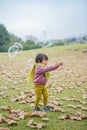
[
  {"x1": 19, "y1": 100, "x2": 27, "y2": 104},
  {"x1": 68, "y1": 104, "x2": 87, "y2": 111},
  {"x1": 0, "y1": 106, "x2": 11, "y2": 111},
  {"x1": 82, "y1": 94, "x2": 87, "y2": 99},
  {"x1": 69, "y1": 115, "x2": 82, "y2": 121},
  {"x1": 7, "y1": 119, "x2": 17, "y2": 125},
  {"x1": 18, "y1": 110, "x2": 31, "y2": 119},
  {"x1": 42, "y1": 117, "x2": 49, "y2": 121},
  {"x1": 68, "y1": 104, "x2": 77, "y2": 109},
  {"x1": 27, "y1": 119, "x2": 47, "y2": 129},
  {"x1": 51, "y1": 107, "x2": 66, "y2": 113},
  {"x1": 81, "y1": 107, "x2": 87, "y2": 111},
  {"x1": 6, "y1": 113, "x2": 19, "y2": 121},
  {"x1": 54, "y1": 87, "x2": 64, "y2": 93},
  {"x1": 27, "y1": 124, "x2": 36, "y2": 128},
  {"x1": 62, "y1": 97, "x2": 80, "y2": 102},
  {"x1": 58, "y1": 112, "x2": 87, "y2": 121},
  {"x1": 76, "y1": 112, "x2": 87, "y2": 119},
  {"x1": 58, "y1": 115, "x2": 69, "y2": 120},
  {"x1": 0, "y1": 85, "x2": 7, "y2": 90},
  {"x1": 37, "y1": 123, "x2": 47, "y2": 130},
  {"x1": 10, "y1": 90, "x2": 35, "y2": 103},
  {"x1": 27, "y1": 119, "x2": 34, "y2": 126},
  {"x1": 11, "y1": 86, "x2": 21, "y2": 91},
  {"x1": 0, "y1": 128, "x2": 10, "y2": 130},
  {"x1": 0, "y1": 114, "x2": 4, "y2": 123},
  {"x1": 10, "y1": 97, "x2": 18, "y2": 102},
  {"x1": 75, "y1": 81, "x2": 82, "y2": 86},
  {"x1": 30, "y1": 111, "x2": 46, "y2": 118},
  {"x1": 49, "y1": 100, "x2": 62, "y2": 106},
  {"x1": 0, "y1": 92, "x2": 8, "y2": 98}
]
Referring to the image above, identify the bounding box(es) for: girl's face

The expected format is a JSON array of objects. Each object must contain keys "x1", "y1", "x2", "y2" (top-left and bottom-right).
[{"x1": 41, "y1": 59, "x2": 48, "y2": 65}]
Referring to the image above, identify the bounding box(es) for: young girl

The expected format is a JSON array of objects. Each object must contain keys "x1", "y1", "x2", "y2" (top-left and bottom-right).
[{"x1": 28, "y1": 53, "x2": 63, "y2": 111}]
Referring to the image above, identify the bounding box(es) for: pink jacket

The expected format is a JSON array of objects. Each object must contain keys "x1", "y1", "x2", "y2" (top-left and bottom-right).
[{"x1": 34, "y1": 65, "x2": 58, "y2": 84}]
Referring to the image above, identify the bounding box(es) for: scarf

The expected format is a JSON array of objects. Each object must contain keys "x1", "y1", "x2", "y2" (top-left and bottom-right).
[{"x1": 28, "y1": 63, "x2": 50, "y2": 83}]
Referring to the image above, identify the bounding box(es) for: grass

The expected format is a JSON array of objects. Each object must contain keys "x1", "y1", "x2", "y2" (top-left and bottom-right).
[{"x1": 0, "y1": 44, "x2": 87, "y2": 130}]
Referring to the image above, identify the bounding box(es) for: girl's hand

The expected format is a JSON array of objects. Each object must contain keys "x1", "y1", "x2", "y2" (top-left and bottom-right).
[
  {"x1": 55, "y1": 63, "x2": 63, "y2": 67},
  {"x1": 59, "y1": 63, "x2": 63, "y2": 66}
]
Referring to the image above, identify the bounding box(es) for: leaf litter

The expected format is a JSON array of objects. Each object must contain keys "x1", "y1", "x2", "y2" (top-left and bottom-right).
[
  {"x1": 0, "y1": 47, "x2": 87, "y2": 129},
  {"x1": 58, "y1": 112, "x2": 87, "y2": 120},
  {"x1": 0, "y1": 128, "x2": 10, "y2": 130},
  {"x1": 27, "y1": 119, "x2": 47, "y2": 129}
]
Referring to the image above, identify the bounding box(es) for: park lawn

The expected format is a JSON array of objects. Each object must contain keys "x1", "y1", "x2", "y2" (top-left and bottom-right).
[{"x1": 0, "y1": 44, "x2": 87, "y2": 130}]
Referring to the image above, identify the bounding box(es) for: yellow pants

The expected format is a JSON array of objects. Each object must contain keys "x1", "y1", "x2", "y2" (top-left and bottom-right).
[{"x1": 34, "y1": 84, "x2": 48, "y2": 107}]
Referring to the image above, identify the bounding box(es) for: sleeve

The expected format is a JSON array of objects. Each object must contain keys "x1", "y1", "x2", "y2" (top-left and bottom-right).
[{"x1": 36, "y1": 65, "x2": 58, "y2": 74}]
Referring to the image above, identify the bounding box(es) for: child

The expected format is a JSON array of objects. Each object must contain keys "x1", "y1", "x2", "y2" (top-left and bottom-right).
[{"x1": 28, "y1": 53, "x2": 63, "y2": 111}]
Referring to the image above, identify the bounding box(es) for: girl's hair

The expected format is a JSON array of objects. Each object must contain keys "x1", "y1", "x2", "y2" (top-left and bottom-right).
[{"x1": 35, "y1": 53, "x2": 48, "y2": 63}]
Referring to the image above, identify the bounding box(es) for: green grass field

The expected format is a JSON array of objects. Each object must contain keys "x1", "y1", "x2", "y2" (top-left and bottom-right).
[{"x1": 0, "y1": 44, "x2": 87, "y2": 130}]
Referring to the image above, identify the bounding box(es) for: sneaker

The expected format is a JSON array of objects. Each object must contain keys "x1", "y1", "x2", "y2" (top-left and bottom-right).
[
  {"x1": 43, "y1": 106, "x2": 50, "y2": 111},
  {"x1": 33, "y1": 107, "x2": 41, "y2": 111}
]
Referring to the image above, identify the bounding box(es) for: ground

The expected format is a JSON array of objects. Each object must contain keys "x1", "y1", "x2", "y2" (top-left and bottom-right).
[{"x1": 0, "y1": 44, "x2": 87, "y2": 130}]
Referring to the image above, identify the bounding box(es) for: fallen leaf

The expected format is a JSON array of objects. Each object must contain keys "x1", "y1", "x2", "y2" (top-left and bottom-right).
[
  {"x1": 58, "y1": 115, "x2": 69, "y2": 120},
  {"x1": 61, "y1": 97, "x2": 80, "y2": 102},
  {"x1": 75, "y1": 81, "x2": 82, "y2": 86},
  {"x1": 42, "y1": 117, "x2": 49, "y2": 121},
  {"x1": 27, "y1": 119, "x2": 47, "y2": 129},
  {"x1": 17, "y1": 110, "x2": 30, "y2": 119},
  {"x1": 68, "y1": 104, "x2": 77, "y2": 109},
  {"x1": 30, "y1": 111, "x2": 46, "y2": 118},
  {"x1": 0, "y1": 114, "x2": 4, "y2": 123},
  {"x1": 0, "y1": 85, "x2": 7, "y2": 90},
  {"x1": 81, "y1": 107, "x2": 87, "y2": 111},
  {"x1": 76, "y1": 112, "x2": 87, "y2": 119},
  {"x1": 0, "y1": 92, "x2": 8, "y2": 98},
  {"x1": 7, "y1": 119, "x2": 17, "y2": 125},
  {"x1": 68, "y1": 104, "x2": 87, "y2": 111},
  {"x1": 0, "y1": 106, "x2": 11, "y2": 111},
  {"x1": 69, "y1": 115, "x2": 82, "y2": 121},
  {"x1": 58, "y1": 112, "x2": 87, "y2": 121},
  {"x1": 0, "y1": 128, "x2": 10, "y2": 130},
  {"x1": 50, "y1": 100, "x2": 62, "y2": 106},
  {"x1": 51, "y1": 107, "x2": 66, "y2": 113},
  {"x1": 37, "y1": 123, "x2": 47, "y2": 129},
  {"x1": 6, "y1": 113, "x2": 19, "y2": 121},
  {"x1": 55, "y1": 86, "x2": 64, "y2": 93},
  {"x1": 27, "y1": 119, "x2": 33, "y2": 126},
  {"x1": 11, "y1": 86, "x2": 21, "y2": 91}
]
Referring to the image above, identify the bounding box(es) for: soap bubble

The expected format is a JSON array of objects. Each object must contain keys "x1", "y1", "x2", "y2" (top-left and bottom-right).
[
  {"x1": 42, "y1": 27, "x2": 53, "y2": 41},
  {"x1": 28, "y1": 59, "x2": 34, "y2": 67},
  {"x1": 23, "y1": 35, "x2": 38, "y2": 44},
  {"x1": 39, "y1": 27, "x2": 54, "y2": 48},
  {"x1": 8, "y1": 42, "x2": 23, "y2": 58},
  {"x1": 8, "y1": 45, "x2": 18, "y2": 58},
  {"x1": 14, "y1": 42, "x2": 23, "y2": 52}
]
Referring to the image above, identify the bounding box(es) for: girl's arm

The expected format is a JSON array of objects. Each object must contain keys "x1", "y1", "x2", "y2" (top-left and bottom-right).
[{"x1": 36, "y1": 63, "x2": 63, "y2": 74}]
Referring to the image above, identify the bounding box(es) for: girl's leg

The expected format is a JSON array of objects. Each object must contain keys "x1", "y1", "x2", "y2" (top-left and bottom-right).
[
  {"x1": 42, "y1": 86, "x2": 48, "y2": 106},
  {"x1": 34, "y1": 85, "x2": 42, "y2": 107}
]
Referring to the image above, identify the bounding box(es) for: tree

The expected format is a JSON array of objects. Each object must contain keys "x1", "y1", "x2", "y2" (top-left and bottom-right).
[
  {"x1": 0, "y1": 24, "x2": 10, "y2": 52},
  {"x1": 23, "y1": 39, "x2": 41, "y2": 50},
  {"x1": 9, "y1": 33, "x2": 23, "y2": 46}
]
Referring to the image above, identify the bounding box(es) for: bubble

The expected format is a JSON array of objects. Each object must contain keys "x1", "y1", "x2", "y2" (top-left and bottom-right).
[
  {"x1": 28, "y1": 59, "x2": 34, "y2": 67},
  {"x1": 8, "y1": 42, "x2": 23, "y2": 58},
  {"x1": 14, "y1": 42, "x2": 23, "y2": 52},
  {"x1": 23, "y1": 35, "x2": 38, "y2": 44},
  {"x1": 42, "y1": 27, "x2": 53, "y2": 41},
  {"x1": 38, "y1": 27, "x2": 54, "y2": 48},
  {"x1": 8, "y1": 45, "x2": 18, "y2": 58},
  {"x1": 44, "y1": 40, "x2": 54, "y2": 48},
  {"x1": 31, "y1": 51, "x2": 36, "y2": 57},
  {"x1": 0, "y1": 54, "x2": 3, "y2": 58}
]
